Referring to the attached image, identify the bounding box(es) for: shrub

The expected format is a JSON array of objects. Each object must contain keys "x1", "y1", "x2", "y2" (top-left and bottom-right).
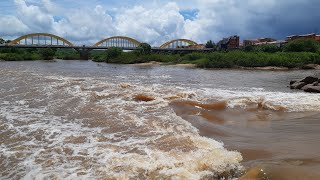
[
  {"x1": 283, "y1": 38, "x2": 319, "y2": 52},
  {"x1": 104, "y1": 47, "x2": 123, "y2": 62},
  {"x1": 55, "y1": 48, "x2": 80, "y2": 60},
  {"x1": 205, "y1": 40, "x2": 215, "y2": 48},
  {"x1": 38, "y1": 48, "x2": 56, "y2": 60},
  {"x1": 135, "y1": 43, "x2": 151, "y2": 55},
  {"x1": 0, "y1": 53, "x2": 24, "y2": 61},
  {"x1": 255, "y1": 44, "x2": 281, "y2": 53}
]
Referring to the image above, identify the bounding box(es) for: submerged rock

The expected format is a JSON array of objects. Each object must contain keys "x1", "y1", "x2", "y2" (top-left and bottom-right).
[
  {"x1": 290, "y1": 76, "x2": 320, "y2": 93},
  {"x1": 300, "y1": 76, "x2": 318, "y2": 84},
  {"x1": 290, "y1": 82, "x2": 307, "y2": 89},
  {"x1": 290, "y1": 80, "x2": 297, "y2": 85},
  {"x1": 303, "y1": 86, "x2": 320, "y2": 93}
]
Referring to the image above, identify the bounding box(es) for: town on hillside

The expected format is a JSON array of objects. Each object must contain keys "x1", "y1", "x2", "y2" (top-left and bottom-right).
[{"x1": 194, "y1": 33, "x2": 320, "y2": 50}]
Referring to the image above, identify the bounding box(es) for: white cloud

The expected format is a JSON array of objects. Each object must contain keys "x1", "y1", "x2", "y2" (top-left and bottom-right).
[
  {"x1": 115, "y1": 2, "x2": 185, "y2": 45},
  {"x1": 53, "y1": 5, "x2": 115, "y2": 45},
  {"x1": 1, "y1": 0, "x2": 319, "y2": 45},
  {"x1": 14, "y1": 0, "x2": 55, "y2": 32},
  {"x1": 0, "y1": 15, "x2": 29, "y2": 36}
]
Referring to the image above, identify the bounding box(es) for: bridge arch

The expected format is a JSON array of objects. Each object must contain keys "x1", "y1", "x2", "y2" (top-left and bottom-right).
[
  {"x1": 160, "y1": 39, "x2": 198, "y2": 49},
  {"x1": 93, "y1": 36, "x2": 140, "y2": 48},
  {"x1": 8, "y1": 33, "x2": 74, "y2": 46}
]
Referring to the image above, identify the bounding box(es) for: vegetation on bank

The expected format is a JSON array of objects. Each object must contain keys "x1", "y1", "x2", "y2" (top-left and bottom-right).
[
  {"x1": 0, "y1": 48, "x2": 41, "y2": 61},
  {"x1": 1, "y1": 37, "x2": 320, "y2": 69},
  {"x1": 0, "y1": 47, "x2": 80, "y2": 61},
  {"x1": 92, "y1": 38, "x2": 320, "y2": 68}
]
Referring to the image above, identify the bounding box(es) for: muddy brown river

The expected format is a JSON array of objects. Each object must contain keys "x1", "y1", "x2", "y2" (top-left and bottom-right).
[{"x1": 1, "y1": 60, "x2": 320, "y2": 179}]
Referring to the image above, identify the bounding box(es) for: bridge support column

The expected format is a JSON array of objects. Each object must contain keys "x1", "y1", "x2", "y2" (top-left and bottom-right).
[{"x1": 75, "y1": 46, "x2": 91, "y2": 60}]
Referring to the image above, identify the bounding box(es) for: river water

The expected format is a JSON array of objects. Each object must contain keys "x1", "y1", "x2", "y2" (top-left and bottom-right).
[{"x1": 1, "y1": 60, "x2": 320, "y2": 179}]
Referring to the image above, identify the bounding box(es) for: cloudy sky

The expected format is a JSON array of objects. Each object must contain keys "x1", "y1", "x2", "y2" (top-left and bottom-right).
[{"x1": 0, "y1": 0, "x2": 320, "y2": 46}]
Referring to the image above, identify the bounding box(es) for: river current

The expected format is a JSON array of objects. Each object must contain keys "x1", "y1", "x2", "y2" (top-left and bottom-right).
[{"x1": 1, "y1": 60, "x2": 320, "y2": 179}]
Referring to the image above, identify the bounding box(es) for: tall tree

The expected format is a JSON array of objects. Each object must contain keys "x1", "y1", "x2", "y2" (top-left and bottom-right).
[
  {"x1": 135, "y1": 43, "x2": 151, "y2": 55},
  {"x1": 205, "y1": 40, "x2": 215, "y2": 48},
  {"x1": 0, "y1": 38, "x2": 5, "y2": 45}
]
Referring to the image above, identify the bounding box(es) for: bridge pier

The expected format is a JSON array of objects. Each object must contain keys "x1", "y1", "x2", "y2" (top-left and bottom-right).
[{"x1": 75, "y1": 46, "x2": 91, "y2": 60}]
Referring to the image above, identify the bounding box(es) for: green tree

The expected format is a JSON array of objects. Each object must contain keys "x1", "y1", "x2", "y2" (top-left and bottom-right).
[
  {"x1": 205, "y1": 40, "x2": 215, "y2": 48},
  {"x1": 38, "y1": 48, "x2": 56, "y2": 60},
  {"x1": 243, "y1": 45, "x2": 254, "y2": 52},
  {"x1": 255, "y1": 44, "x2": 280, "y2": 53},
  {"x1": 135, "y1": 43, "x2": 151, "y2": 55},
  {"x1": 284, "y1": 38, "x2": 319, "y2": 52},
  {"x1": 0, "y1": 38, "x2": 5, "y2": 45},
  {"x1": 105, "y1": 47, "x2": 122, "y2": 62}
]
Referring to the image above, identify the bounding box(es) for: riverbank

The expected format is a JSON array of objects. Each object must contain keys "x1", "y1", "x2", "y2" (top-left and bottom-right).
[
  {"x1": 93, "y1": 51, "x2": 320, "y2": 69},
  {"x1": 0, "y1": 48, "x2": 79, "y2": 61},
  {"x1": 2, "y1": 48, "x2": 320, "y2": 70}
]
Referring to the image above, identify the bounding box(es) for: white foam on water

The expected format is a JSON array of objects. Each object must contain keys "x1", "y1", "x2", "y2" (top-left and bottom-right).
[
  {"x1": 0, "y1": 72, "x2": 243, "y2": 179},
  {"x1": 198, "y1": 88, "x2": 320, "y2": 112}
]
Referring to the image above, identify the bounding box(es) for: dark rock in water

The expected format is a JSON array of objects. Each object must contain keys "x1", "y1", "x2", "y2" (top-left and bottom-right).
[
  {"x1": 300, "y1": 76, "x2": 318, "y2": 84},
  {"x1": 290, "y1": 80, "x2": 297, "y2": 85},
  {"x1": 313, "y1": 81, "x2": 319, "y2": 86},
  {"x1": 302, "y1": 84, "x2": 314, "y2": 91},
  {"x1": 303, "y1": 86, "x2": 320, "y2": 93},
  {"x1": 290, "y1": 82, "x2": 307, "y2": 89},
  {"x1": 290, "y1": 76, "x2": 320, "y2": 93}
]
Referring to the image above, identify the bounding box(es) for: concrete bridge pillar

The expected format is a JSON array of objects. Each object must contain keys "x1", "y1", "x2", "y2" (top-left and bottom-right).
[{"x1": 75, "y1": 45, "x2": 91, "y2": 60}]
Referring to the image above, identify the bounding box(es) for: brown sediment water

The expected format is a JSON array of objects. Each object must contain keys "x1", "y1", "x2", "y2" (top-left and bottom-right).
[
  {"x1": 170, "y1": 99, "x2": 320, "y2": 179},
  {"x1": 1, "y1": 60, "x2": 320, "y2": 179},
  {"x1": 133, "y1": 94, "x2": 155, "y2": 102}
]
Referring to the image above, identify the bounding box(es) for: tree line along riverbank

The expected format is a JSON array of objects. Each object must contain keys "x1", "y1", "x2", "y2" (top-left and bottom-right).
[{"x1": 1, "y1": 38, "x2": 320, "y2": 69}]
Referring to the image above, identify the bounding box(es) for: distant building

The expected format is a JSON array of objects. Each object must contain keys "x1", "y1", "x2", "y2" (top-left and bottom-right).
[
  {"x1": 217, "y1": 35, "x2": 240, "y2": 50},
  {"x1": 255, "y1": 40, "x2": 287, "y2": 47},
  {"x1": 243, "y1": 38, "x2": 276, "y2": 46},
  {"x1": 286, "y1": 33, "x2": 320, "y2": 42}
]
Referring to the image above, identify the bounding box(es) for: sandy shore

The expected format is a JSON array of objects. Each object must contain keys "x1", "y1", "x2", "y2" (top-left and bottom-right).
[{"x1": 131, "y1": 61, "x2": 197, "y2": 68}]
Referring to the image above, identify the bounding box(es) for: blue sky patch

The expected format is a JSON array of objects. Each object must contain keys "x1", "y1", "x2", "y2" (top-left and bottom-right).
[{"x1": 179, "y1": 9, "x2": 199, "y2": 20}]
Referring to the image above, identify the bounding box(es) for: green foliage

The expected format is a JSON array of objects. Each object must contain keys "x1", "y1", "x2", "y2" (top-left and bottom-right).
[
  {"x1": 105, "y1": 47, "x2": 122, "y2": 62},
  {"x1": 205, "y1": 40, "x2": 215, "y2": 48},
  {"x1": 254, "y1": 44, "x2": 281, "y2": 53},
  {"x1": 243, "y1": 45, "x2": 254, "y2": 52},
  {"x1": 92, "y1": 47, "x2": 123, "y2": 62},
  {"x1": 0, "y1": 38, "x2": 11, "y2": 45},
  {"x1": 0, "y1": 38, "x2": 5, "y2": 45},
  {"x1": 192, "y1": 51, "x2": 320, "y2": 68},
  {"x1": 135, "y1": 43, "x2": 152, "y2": 55},
  {"x1": 183, "y1": 53, "x2": 207, "y2": 61},
  {"x1": 0, "y1": 53, "x2": 24, "y2": 61},
  {"x1": 284, "y1": 38, "x2": 319, "y2": 52},
  {"x1": 38, "y1": 48, "x2": 56, "y2": 60},
  {"x1": 92, "y1": 48, "x2": 320, "y2": 69},
  {"x1": 0, "y1": 48, "x2": 41, "y2": 61},
  {"x1": 105, "y1": 52, "x2": 180, "y2": 64},
  {"x1": 55, "y1": 48, "x2": 80, "y2": 60}
]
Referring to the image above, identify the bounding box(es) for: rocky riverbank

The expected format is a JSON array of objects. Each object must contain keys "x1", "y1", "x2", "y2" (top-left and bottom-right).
[{"x1": 290, "y1": 76, "x2": 320, "y2": 93}]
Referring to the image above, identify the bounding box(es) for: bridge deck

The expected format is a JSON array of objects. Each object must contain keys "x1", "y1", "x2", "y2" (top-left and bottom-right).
[{"x1": 0, "y1": 45, "x2": 213, "y2": 51}]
